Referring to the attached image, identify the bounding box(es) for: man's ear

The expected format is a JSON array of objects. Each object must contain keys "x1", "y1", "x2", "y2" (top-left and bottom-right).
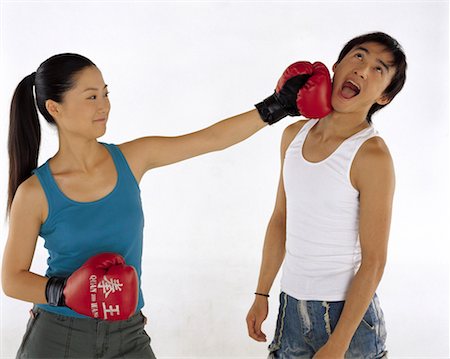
[
  {"x1": 376, "y1": 94, "x2": 391, "y2": 106},
  {"x1": 332, "y1": 62, "x2": 337, "y2": 72}
]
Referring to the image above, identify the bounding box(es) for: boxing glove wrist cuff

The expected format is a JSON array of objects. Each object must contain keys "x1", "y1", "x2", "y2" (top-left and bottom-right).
[
  {"x1": 255, "y1": 92, "x2": 289, "y2": 125},
  {"x1": 45, "y1": 277, "x2": 67, "y2": 307}
]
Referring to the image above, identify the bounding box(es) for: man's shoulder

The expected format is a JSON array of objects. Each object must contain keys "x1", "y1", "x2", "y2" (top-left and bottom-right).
[
  {"x1": 352, "y1": 135, "x2": 395, "y2": 191},
  {"x1": 358, "y1": 135, "x2": 391, "y2": 160},
  {"x1": 283, "y1": 119, "x2": 309, "y2": 136},
  {"x1": 281, "y1": 119, "x2": 310, "y2": 147},
  {"x1": 279, "y1": 119, "x2": 310, "y2": 155}
]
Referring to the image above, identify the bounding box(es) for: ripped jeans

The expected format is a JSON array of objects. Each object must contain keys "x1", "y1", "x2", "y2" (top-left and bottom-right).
[{"x1": 268, "y1": 292, "x2": 388, "y2": 359}]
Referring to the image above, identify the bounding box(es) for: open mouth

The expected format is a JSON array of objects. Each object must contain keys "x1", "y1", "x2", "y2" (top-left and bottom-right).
[{"x1": 340, "y1": 80, "x2": 360, "y2": 99}]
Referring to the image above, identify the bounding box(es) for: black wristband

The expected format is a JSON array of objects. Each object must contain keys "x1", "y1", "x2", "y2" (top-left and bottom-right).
[
  {"x1": 255, "y1": 92, "x2": 288, "y2": 126},
  {"x1": 45, "y1": 277, "x2": 67, "y2": 306},
  {"x1": 256, "y1": 74, "x2": 311, "y2": 125},
  {"x1": 254, "y1": 292, "x2": 270, "y2": 298}
]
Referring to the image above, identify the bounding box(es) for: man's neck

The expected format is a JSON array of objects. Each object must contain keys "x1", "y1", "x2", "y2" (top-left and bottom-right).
[{"x1": 312, "y1": 111, "x2": 370, "y2": 141}]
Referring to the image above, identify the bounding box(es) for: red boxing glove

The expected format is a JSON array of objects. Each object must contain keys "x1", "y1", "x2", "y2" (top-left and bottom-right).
[
  {"x1": 275, "y1": 61, "x2": 314, "y2": 98},
  {"x1": 296, "y1": 62, "x2": 332, "y2": 119},
  {"x1": 63, "y1": 253, "x2": 138, "y2": 321},
  {"x1": 256, "y1": 61, "x2": 332, "y2": 124}
]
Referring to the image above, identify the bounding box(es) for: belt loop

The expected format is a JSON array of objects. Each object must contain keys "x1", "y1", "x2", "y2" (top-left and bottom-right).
[{"x1": 142, "y1": 312, "x2": 148, "y2": 325}]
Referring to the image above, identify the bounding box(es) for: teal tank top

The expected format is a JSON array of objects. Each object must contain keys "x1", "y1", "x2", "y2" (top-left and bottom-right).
[{"x1": 32, "y1": 142, "x2": 145, "y2": 318}]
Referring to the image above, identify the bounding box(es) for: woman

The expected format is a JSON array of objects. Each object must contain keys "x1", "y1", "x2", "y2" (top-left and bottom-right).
[{"x1": 2, "y1": 53, "x2": 331, "y2": 358}]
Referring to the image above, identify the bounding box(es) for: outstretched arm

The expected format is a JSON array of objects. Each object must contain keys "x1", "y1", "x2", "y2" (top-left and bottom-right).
[
  {"x1": 120, "y1": 109, "x2": 266, "y2": 172},
  {"x1": 119, "y1": 61, "x2": 332, "y2": 176}
]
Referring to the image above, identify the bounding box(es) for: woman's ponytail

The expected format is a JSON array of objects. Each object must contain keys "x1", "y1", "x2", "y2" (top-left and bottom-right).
[{"x1": 7, "y1": 72, "x2": 41, "y2": 218}]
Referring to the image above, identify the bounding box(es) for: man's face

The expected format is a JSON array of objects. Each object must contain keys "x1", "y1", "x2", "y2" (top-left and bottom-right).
[{"x1": 331, "y1": 42, "x2": 396, "y2": 117}]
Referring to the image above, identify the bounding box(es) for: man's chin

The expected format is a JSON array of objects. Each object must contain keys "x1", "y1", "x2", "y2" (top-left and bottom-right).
[{"x1": 331, "y1": 97, "x2": 354, "y2": 113}]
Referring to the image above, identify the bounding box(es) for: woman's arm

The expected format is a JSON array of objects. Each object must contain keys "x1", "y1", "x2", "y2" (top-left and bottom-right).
[
  {"x1": 2, "y1": 176, "x2": 48, "y2": 303},
  {"x1": 314, "y1": 137, "x2": 395, "y2": 358},
  {"x1": 119, "y1": 61, "x2": 332, "y2": 177},
  {"x1": 119, "y1": 109, "x2": 266, "y2": 173}
]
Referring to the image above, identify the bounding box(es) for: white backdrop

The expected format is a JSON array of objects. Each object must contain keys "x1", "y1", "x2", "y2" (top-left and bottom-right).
[{"x1": 0, "y1": 1, "x2": 449, "y2": 358}]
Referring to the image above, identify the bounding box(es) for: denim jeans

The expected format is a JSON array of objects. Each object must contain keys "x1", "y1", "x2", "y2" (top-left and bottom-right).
[
  {"x1": 16, "y1": 305, "x2": 156, "y2": 358},
  {"x1": 268, "y1": 292, "x2": 388, "y2": 359}
]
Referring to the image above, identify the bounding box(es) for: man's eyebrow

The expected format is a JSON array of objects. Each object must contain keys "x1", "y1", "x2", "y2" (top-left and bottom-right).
[
  {"x1": 82, "y1": 84, "x2": 108, "y2": 92},
  {"x1": 354, "y1": 46, "x2": 369, "y2": 54},
  {"x1": 378, "y1": 60, "x2": 391, "y2": 73},
  {"x1": 353, "y1": 46, "x2": 392, "y2": 73}
]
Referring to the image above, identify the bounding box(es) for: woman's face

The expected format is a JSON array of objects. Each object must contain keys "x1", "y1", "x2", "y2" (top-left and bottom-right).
[{"x1": 48, "y1": 66, "x2": 111, "y2": 140}]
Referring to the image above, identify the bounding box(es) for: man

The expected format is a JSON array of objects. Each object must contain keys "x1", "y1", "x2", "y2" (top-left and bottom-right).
[{"x1": 246, "y1": 32, "x2": 407, "y2": 358}]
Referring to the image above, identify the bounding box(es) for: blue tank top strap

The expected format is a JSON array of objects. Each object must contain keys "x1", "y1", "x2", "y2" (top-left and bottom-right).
[
  {"x1": 31, "y1": 160, "x2": 52, "y2": 193},
  {"x1": 99, "y1": 142, "x2": 140, "y2": 192},
  {"x1": 31, "y1": 160, "x2": 64, "y2": 230}
]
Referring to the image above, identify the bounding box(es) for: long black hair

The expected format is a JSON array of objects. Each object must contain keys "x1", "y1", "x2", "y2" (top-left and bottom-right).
[{"x1": 7, "y1": 53, "x2": 97, "y2": 218}]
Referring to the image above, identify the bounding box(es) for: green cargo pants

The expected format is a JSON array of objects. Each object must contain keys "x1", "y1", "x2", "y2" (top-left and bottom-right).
[{"x1": 16, "y1": 305, "x2": 156, "y2": 358}]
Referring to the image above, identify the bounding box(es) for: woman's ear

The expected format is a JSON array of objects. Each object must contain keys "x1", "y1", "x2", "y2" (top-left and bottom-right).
[{"x1": 45, "y1": 99, "x2": 61, "y2": 119}]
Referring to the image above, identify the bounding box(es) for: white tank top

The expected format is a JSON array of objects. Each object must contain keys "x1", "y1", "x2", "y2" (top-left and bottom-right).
[{"x1": 281, "y1": 118, "x2": 380, "y2": 301}]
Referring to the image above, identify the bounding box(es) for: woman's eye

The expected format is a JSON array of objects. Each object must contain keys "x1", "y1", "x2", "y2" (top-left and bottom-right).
[{"x1": 88, "y1": 92, "x2": 109, "y2": 100}]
